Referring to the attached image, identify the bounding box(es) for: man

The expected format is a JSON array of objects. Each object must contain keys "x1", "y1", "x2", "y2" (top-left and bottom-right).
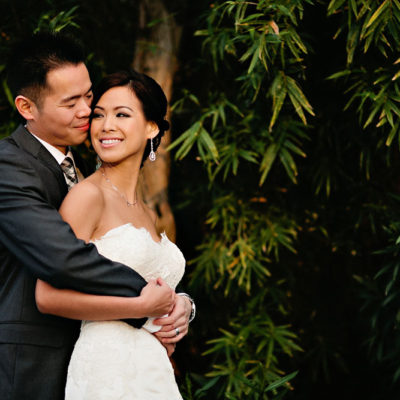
[{"x1": 0, "y1": 32, "x2": 194, "y2": 399}]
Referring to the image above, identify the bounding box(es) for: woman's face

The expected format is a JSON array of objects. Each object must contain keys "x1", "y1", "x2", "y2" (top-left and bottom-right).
[{"x1": 90, "y1": 86, "x2": 157, "y2": 164}]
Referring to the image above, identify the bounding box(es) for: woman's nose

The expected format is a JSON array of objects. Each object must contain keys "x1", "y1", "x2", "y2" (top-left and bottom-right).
[{"x1": 102, "y1": 115, "x2": 115, "y2": 132}]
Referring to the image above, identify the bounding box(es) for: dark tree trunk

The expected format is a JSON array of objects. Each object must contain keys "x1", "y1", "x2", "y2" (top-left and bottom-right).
[{"x1": 133, "y1": 0, "x2": 182, "y2": 242}]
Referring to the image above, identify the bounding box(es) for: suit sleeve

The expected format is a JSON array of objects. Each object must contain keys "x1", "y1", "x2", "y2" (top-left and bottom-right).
[{"x1": 0, "y1": 152, "x2": 148, "y2": 303}]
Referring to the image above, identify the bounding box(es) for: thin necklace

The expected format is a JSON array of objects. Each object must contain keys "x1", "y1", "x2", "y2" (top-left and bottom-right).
[{"x1": 101, "y1": 169, "x2": 137, "y2": 207}]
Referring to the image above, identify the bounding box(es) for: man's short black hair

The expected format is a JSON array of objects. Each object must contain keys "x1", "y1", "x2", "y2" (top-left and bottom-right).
[{"x1": 7, "y1": 31, "x2": 86, "y2": 104}]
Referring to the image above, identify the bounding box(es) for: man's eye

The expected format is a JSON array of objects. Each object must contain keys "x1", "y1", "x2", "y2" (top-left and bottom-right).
[
  {"x1": 86, "y1": 93, "x2": 93, "y2": 99},
  {"x1": 66, "y1": 104, "x2": 76, "y2": 108}
]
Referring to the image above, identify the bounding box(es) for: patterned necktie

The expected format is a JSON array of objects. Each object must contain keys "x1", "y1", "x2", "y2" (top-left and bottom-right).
[{"x1": 60, "y1": 156, "x2": 78, "y2": 190}]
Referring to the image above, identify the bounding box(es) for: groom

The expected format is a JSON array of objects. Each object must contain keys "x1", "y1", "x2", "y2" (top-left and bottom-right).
[{"x1": 0, "y1": 32, "x2": 192, "y2": 400}]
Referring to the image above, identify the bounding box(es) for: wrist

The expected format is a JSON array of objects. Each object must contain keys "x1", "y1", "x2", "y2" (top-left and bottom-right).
[
  {"x1": 177, "y1": 293, "x2": 196, "y2": 323},
  {"x1": 130, "y1": 296, "x2": 147, "y2": 319}
]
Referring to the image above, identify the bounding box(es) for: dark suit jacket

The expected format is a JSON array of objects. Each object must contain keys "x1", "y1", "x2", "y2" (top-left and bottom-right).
[{"x1": 0, "y1": 125, "x2": 147, "y2": 400}]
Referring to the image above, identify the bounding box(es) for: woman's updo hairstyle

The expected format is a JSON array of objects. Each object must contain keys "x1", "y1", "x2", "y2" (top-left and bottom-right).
[{"x1": 92, "y1": 70, "x2": 169, "y2": 166}]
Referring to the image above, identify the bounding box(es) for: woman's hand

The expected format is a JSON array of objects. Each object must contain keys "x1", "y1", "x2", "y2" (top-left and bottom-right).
[
  {"x1": 153, "y1": 295, "x2": 191, "y2": 343},
  {"x1": 153, "y1": 335, "x2": 176, "y2": 357},
  {"x1": 139, "y1": 278, "x2": 175, "y2": 317}
]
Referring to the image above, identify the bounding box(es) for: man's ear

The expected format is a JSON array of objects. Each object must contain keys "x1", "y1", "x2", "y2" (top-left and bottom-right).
[{"x1": 15, "y1": 95, "x2": 36, "y2": 121}]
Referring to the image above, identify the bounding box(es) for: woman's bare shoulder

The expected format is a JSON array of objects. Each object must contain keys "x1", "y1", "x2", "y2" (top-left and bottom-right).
[
  {"x1": 62, "y1": 175, "x2": 104, "y2": 209},
  {"x1": 59, "y1": 174, "x2": 105, "y2": 240}
]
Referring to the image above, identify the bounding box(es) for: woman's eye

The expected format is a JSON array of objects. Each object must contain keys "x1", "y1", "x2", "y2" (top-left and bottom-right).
[
  {"x1": 92, "y1": 113, "x2": 103, "y2": 119},
  {"x1": 116, "y1": 112, "x2": 129, "y2": 118}
]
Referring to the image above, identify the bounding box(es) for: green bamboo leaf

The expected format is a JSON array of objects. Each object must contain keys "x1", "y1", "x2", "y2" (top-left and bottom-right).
[
  {"x1": 288, "y1": 29, "x2": 308, "y2": 54},
  {"x1": 384, "y1": 102, "x2": 395, "y2": 127},
  {"x1": 284, "y1": 140, "x2": 306, "y2": 158},
  {"x1": 239, "y1": 41, "x2": 258, "y2": 63},
  {"x1": 259, "y1": 143, "x2": 279, "y2": 185},
  {"x1": 350, "y1": 0, "x2": 358, "y2": 17},
  {"x1": 167, "y1": 121, "x2": 201, "y2": 151},
  {"x1": 386, "y1": 121, "x2": 399, "y2": 146},
  {"x1": 218, "y1": 104, "x2": 226, "y2": 126},
  {"x1": 286, "y1": 76, "x2": 314, "y2": 116},
  {"x1": 279, "y1": 148, "x2": 298, "y2": 183},
  {"x1": 284, "y1": 34, "x2": 301, "y2": 60},
  {"x1": 364, "y1": 0, "x2": 389, "y2": 30},
  {"x1": 346, "y1": 25, "x2": 360, "y2": 65},
  {"x1": 327, "y1": 0, "x2": 347, "y2": 15},
  {"x1": 198, "y1": 127, "x2": 219, "y2": 161},
  {"x1": 248, "y1": 45, "x2": 260, "y2": 73},
  {"x1": 238, "y1": 149, "x2": 258, "y2": 163},
  {"x1": 288, "y1": 92, "x2": 307, "y2": 125},
  {"x1": 363, "y1": 104, "x2": 382, "y2": 128},
  {"x1": 2, "y1": 80, "x2": 15, "y2": 108},
  {"x1": 276, "y1": 5, "x2": 297, "y2": 25},
  {"x1": 239, "y1": 13, "x2": 264, "y2": 23},
  {"x1": 175, "y1": 134, "x2": 198, "y2": 160},
  {"x1": 327, "y1": 70, "x2": 352, "y2": 80},
  {"x1": 269, "y1": 72, "x2": 288, "y2": 130},
  {"x1": 265, "y1": 371, "x2": 298, "y2": 392},
  {"x1": 194, "y1": 29, "x2": 208, "y2": 37}
]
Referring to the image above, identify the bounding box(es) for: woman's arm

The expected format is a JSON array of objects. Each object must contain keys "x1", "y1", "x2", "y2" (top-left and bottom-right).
[
  {"x1": 36, "y1": 278, "x2": 175, "y2": 320},
  {"x1": 35, "y1": 179, "x2": 175, "y2": 320}
]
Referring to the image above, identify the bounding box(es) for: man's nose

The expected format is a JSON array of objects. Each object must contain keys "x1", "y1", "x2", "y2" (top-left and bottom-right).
[{"x1": 76, "y1": 98, "x2": 91, "y2": 118}]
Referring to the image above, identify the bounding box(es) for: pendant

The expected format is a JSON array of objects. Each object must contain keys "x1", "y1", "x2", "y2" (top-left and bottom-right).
[{"x1": 149, "y1": 150, "x2": 156, "y2": 162}]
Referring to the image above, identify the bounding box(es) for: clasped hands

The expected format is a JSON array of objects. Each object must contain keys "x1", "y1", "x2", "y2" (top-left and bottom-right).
[{"x1": 140, "y1": 278, "x2": 191, "y2": 356}]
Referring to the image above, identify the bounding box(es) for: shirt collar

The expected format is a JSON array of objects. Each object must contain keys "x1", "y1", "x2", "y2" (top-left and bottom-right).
[{"x1": 27, "y1": 130, "x2": 75, "y2": 166}]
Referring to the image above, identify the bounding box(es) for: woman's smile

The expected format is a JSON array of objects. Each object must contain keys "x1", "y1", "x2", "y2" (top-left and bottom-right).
[{"x1": 99, "y1": 138, "x2": 124, "y2": 148}]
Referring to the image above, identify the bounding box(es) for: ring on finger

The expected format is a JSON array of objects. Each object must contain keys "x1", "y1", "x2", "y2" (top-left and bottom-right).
[{"x1": 175, "y1": 327, "x2": 180, "y2": 336}]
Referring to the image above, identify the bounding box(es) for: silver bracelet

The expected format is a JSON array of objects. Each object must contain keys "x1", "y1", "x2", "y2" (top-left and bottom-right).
[{"x1": 177, "y1": 292, "x2": 196, "y2": 323}]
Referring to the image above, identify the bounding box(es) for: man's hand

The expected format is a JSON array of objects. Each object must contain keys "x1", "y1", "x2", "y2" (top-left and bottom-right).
[
  {"x1": 139, "y1": 278, "x2": 175, "y2": 317},
  {"x1": 153, "y1": 295, "x2": 191, "y2": 343}
]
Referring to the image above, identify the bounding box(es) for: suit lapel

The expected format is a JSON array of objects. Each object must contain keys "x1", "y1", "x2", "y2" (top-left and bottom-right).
[
  {"x1": 72, "y1": 149, "x2": 94, "y2": 178},
  {"x1": 11, "y1": 125, "x2": 68, "y2": 196}
]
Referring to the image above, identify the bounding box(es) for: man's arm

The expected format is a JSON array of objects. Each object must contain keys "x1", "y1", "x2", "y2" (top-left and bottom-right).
[{"x1": 0, "y1": 152, "x2": 146, "y2": 298}]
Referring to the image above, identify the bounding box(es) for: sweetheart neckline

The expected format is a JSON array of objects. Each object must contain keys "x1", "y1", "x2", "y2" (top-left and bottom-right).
[{"x1": 91, "y1": 223, "x2": 167, "y2": 245}]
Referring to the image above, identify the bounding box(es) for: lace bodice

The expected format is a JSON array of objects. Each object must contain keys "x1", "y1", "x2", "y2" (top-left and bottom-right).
[{"x1": 91, "y1": 223, "x2": 185, "y2": 289}]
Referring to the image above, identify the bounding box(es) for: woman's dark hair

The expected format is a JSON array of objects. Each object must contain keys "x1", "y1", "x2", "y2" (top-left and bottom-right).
[{"x1": 92, "y1": 70, "x2": 169, "y2": 167}]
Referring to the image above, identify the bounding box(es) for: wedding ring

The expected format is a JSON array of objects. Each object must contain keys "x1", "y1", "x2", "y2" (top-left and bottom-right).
[{"x1": 175, "y1": 328, "x2": 180, "y2": 336}]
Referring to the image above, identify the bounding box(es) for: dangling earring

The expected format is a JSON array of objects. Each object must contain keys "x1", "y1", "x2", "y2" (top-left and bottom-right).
[
  {"x1": 95, "y1": 156, "x2": 102, "y2": 170},
  {"x1": 149, "y1": 137, "x2": 156, "y2": 162}
]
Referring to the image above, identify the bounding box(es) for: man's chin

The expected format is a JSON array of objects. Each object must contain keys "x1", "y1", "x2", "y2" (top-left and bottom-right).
[{"x1": 71, "y1": 131, "x2": 89, "y2": 146}]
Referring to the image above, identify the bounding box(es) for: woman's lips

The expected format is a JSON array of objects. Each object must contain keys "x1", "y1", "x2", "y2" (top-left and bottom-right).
[{"x1": 99, "y1": 138, "x2": 123, "y2": 148}]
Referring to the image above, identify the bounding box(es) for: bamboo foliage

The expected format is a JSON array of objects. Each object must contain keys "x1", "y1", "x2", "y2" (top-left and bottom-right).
[
  {"x1": 328, "y1": 0, "x2": 400, "y2": 149},
  {"x1": 170, "y1": 1, "x2": 312, "y2": 397},
  {"x1": 170, "y1": 0, "x2": 313, "y2": 186}
]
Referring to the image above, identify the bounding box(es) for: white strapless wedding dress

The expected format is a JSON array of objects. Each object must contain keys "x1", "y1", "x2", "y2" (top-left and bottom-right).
[{"x1": 64, "y1": 223, "x2": 185, "y2": 400}]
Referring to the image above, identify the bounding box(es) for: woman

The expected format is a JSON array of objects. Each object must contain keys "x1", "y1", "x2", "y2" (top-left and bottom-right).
[{"x1": 35, "y1": 70, "x2": 185, "y2": 399}]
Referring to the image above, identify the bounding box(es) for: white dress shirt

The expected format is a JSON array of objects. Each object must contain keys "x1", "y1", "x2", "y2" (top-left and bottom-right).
[{"x1": 28, "y1": 131, "x2": 84, "y2": 183}]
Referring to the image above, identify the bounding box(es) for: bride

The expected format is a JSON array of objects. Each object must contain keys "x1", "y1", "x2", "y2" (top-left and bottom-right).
[{"x1": 35, "y1": 70, "x2": 187, "y2": 399}]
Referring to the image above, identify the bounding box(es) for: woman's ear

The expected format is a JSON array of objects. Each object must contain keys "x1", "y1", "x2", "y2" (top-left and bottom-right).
[
  {"x1": 15, "y1": 95, "x2": 36, "y2": 121},
  {"x1": 147, "y1": 121, "x2": 159, "y2": 139}
]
